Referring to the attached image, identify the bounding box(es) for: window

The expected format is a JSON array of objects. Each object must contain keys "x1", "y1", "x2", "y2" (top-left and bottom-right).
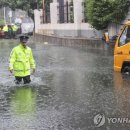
[{"x1": 119, "y1": 26, "x2": 130, "y2": 46}]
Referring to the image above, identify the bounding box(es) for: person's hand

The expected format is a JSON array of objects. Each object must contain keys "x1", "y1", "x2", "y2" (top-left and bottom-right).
[
  {"x1": 32, "y1": 68, "x2": 35, "y2": 74},
  {"x1": 9, "y1": 69, "x2": 13, "y2": 73}
]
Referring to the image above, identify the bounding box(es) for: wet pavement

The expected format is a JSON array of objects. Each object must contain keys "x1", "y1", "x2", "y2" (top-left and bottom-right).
[{"x1": 0, "y1": 39, "x2": 130, "y2": 130}]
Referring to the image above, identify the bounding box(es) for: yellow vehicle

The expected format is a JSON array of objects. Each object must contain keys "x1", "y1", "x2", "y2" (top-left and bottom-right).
[{"x1": 114, "y1": 21, "x2": 130, "y2": 73}]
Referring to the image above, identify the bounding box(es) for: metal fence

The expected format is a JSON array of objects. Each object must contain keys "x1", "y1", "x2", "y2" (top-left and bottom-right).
[
  {"x1": 42, "y1": 8, "x2": 51, "y2": 23},
  {"x1": 42, "y1": 0, "x2": 51, "y2": 24},
  {"x1": 57, "y1": 1, "x2": 87, "y2": 23},
  {"x1": 82, "y1": 2, "x2": 88, "y2": 23},
  {"x1": 41, "y1": 1, "x2": 87, "y2": 24},
  {"x1": 45, "y1": 10, "x2": 50, "y2": 23},
  {"x1": 57, "y1": 1, "x2": 74, "y2": 23}
]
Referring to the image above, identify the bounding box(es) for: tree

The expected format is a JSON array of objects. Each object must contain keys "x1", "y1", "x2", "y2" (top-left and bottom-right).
[
  {"x1": 110, "y1": 0, "x2": 130, "y2": 24},
  {"x1": 85, "y1": 0, "x2": 130, "y2": 30},
  {"x1": 0, "y1": 0, "x2": 43, "y2": 19}
]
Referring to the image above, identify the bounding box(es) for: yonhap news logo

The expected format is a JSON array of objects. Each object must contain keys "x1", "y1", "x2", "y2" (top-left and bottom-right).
[
  {"x1": 94, "y1": 114, "x2": 105, "y2": 127},
  {"x1": 94, "y1": 114, "x2": 130, "y2": 127}
]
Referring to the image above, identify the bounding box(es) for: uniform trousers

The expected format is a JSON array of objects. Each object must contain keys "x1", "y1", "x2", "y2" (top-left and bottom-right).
[{"x1": 15, "y1": 75, "x2": 31, "y2": 84}]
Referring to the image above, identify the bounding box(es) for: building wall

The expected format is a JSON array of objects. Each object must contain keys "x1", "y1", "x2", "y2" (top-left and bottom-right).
[
  {"x1": 34, "y1": 0, "x2": 102, "y2": 38},
  {"x1": 35, "y1": 0, "x2": 130, "y2": 39},
  {"x1": 34, "y1": 23, "x2": 102, "y2": 38}
]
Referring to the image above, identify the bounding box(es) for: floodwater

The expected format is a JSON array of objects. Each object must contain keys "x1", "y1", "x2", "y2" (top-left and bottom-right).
[{"x1": 0, "y1": 39, "x2": 130, "y2": 130}]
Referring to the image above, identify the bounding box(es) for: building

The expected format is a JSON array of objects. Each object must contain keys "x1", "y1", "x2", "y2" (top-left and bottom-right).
[{"x1": 34, "y1": 0, "x2": 102, "y2": 38}]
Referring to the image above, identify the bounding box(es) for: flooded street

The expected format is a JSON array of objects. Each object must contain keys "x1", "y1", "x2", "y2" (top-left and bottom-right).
[{"x1": 0, "y1": 39, "x2": 130, "y2": 130}]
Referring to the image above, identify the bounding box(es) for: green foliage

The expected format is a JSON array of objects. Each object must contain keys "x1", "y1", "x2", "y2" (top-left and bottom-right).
[
  {"x1": 85, "y1": 0, "x2": 130, "y2": 30},
  {"x1": 0, "y1": 0, "x2": 43, "y2": 19},
  {"x1": 110, "y1": 0, "x2": 130, "y2": 24}
]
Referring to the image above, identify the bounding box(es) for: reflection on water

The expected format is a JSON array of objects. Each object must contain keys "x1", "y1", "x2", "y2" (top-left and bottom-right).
[
  {"x1": 6, "y1": 86, "x2": 37, "y2": 130},
  {"x1": 114, "y1": 72, "x2": 130, "y2": 118},
  {"x1": 11, "y1": 86, "x2": 36, "y2": 115}
]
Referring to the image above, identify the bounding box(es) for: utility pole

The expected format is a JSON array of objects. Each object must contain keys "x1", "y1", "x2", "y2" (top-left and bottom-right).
[
  {"x1": 4, "y1": 7, "x2": 6, "y2": 24},
  {"x1": 43, "y1": 0, "x2": 45, "y2": 23}
]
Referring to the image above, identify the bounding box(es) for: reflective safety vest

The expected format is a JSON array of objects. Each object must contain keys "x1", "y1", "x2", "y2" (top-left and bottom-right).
[
  {"x1": 2, "y1": 25, "x2": 8, "y2": 32},
  {"x1": 12, "y1": 25, "x2": 18, "y2": 32},
  {"x1": 11, "y1": 87, "x2": 36, "y2": 114},
  {"x1": 9, "y1": 44, "x2": 36, "y2": 77}
]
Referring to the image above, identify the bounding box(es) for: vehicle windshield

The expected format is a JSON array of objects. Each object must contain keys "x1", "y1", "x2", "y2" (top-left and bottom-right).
[{"x1": 119, "y1": 25, "x2": 130, "y2": 46}]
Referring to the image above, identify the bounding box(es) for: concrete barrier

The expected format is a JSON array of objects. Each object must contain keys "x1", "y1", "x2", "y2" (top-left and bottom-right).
[{"x1": 32, "y1": 33, "x2": 104, "y2": 47}]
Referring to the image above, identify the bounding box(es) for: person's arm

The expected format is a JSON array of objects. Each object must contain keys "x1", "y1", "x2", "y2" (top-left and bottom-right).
[
  {"x1": 29, "y1": 49, "x2": 36, "y2": 74},
  {"x1": 9, "y1": 48, "x2": 16, "y2": 73}
]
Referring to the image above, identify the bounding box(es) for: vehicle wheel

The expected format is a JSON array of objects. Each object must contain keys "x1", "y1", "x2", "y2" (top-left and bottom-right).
[{"x1": 122, "y1": 66, "x2": 130, "y2": 75}]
